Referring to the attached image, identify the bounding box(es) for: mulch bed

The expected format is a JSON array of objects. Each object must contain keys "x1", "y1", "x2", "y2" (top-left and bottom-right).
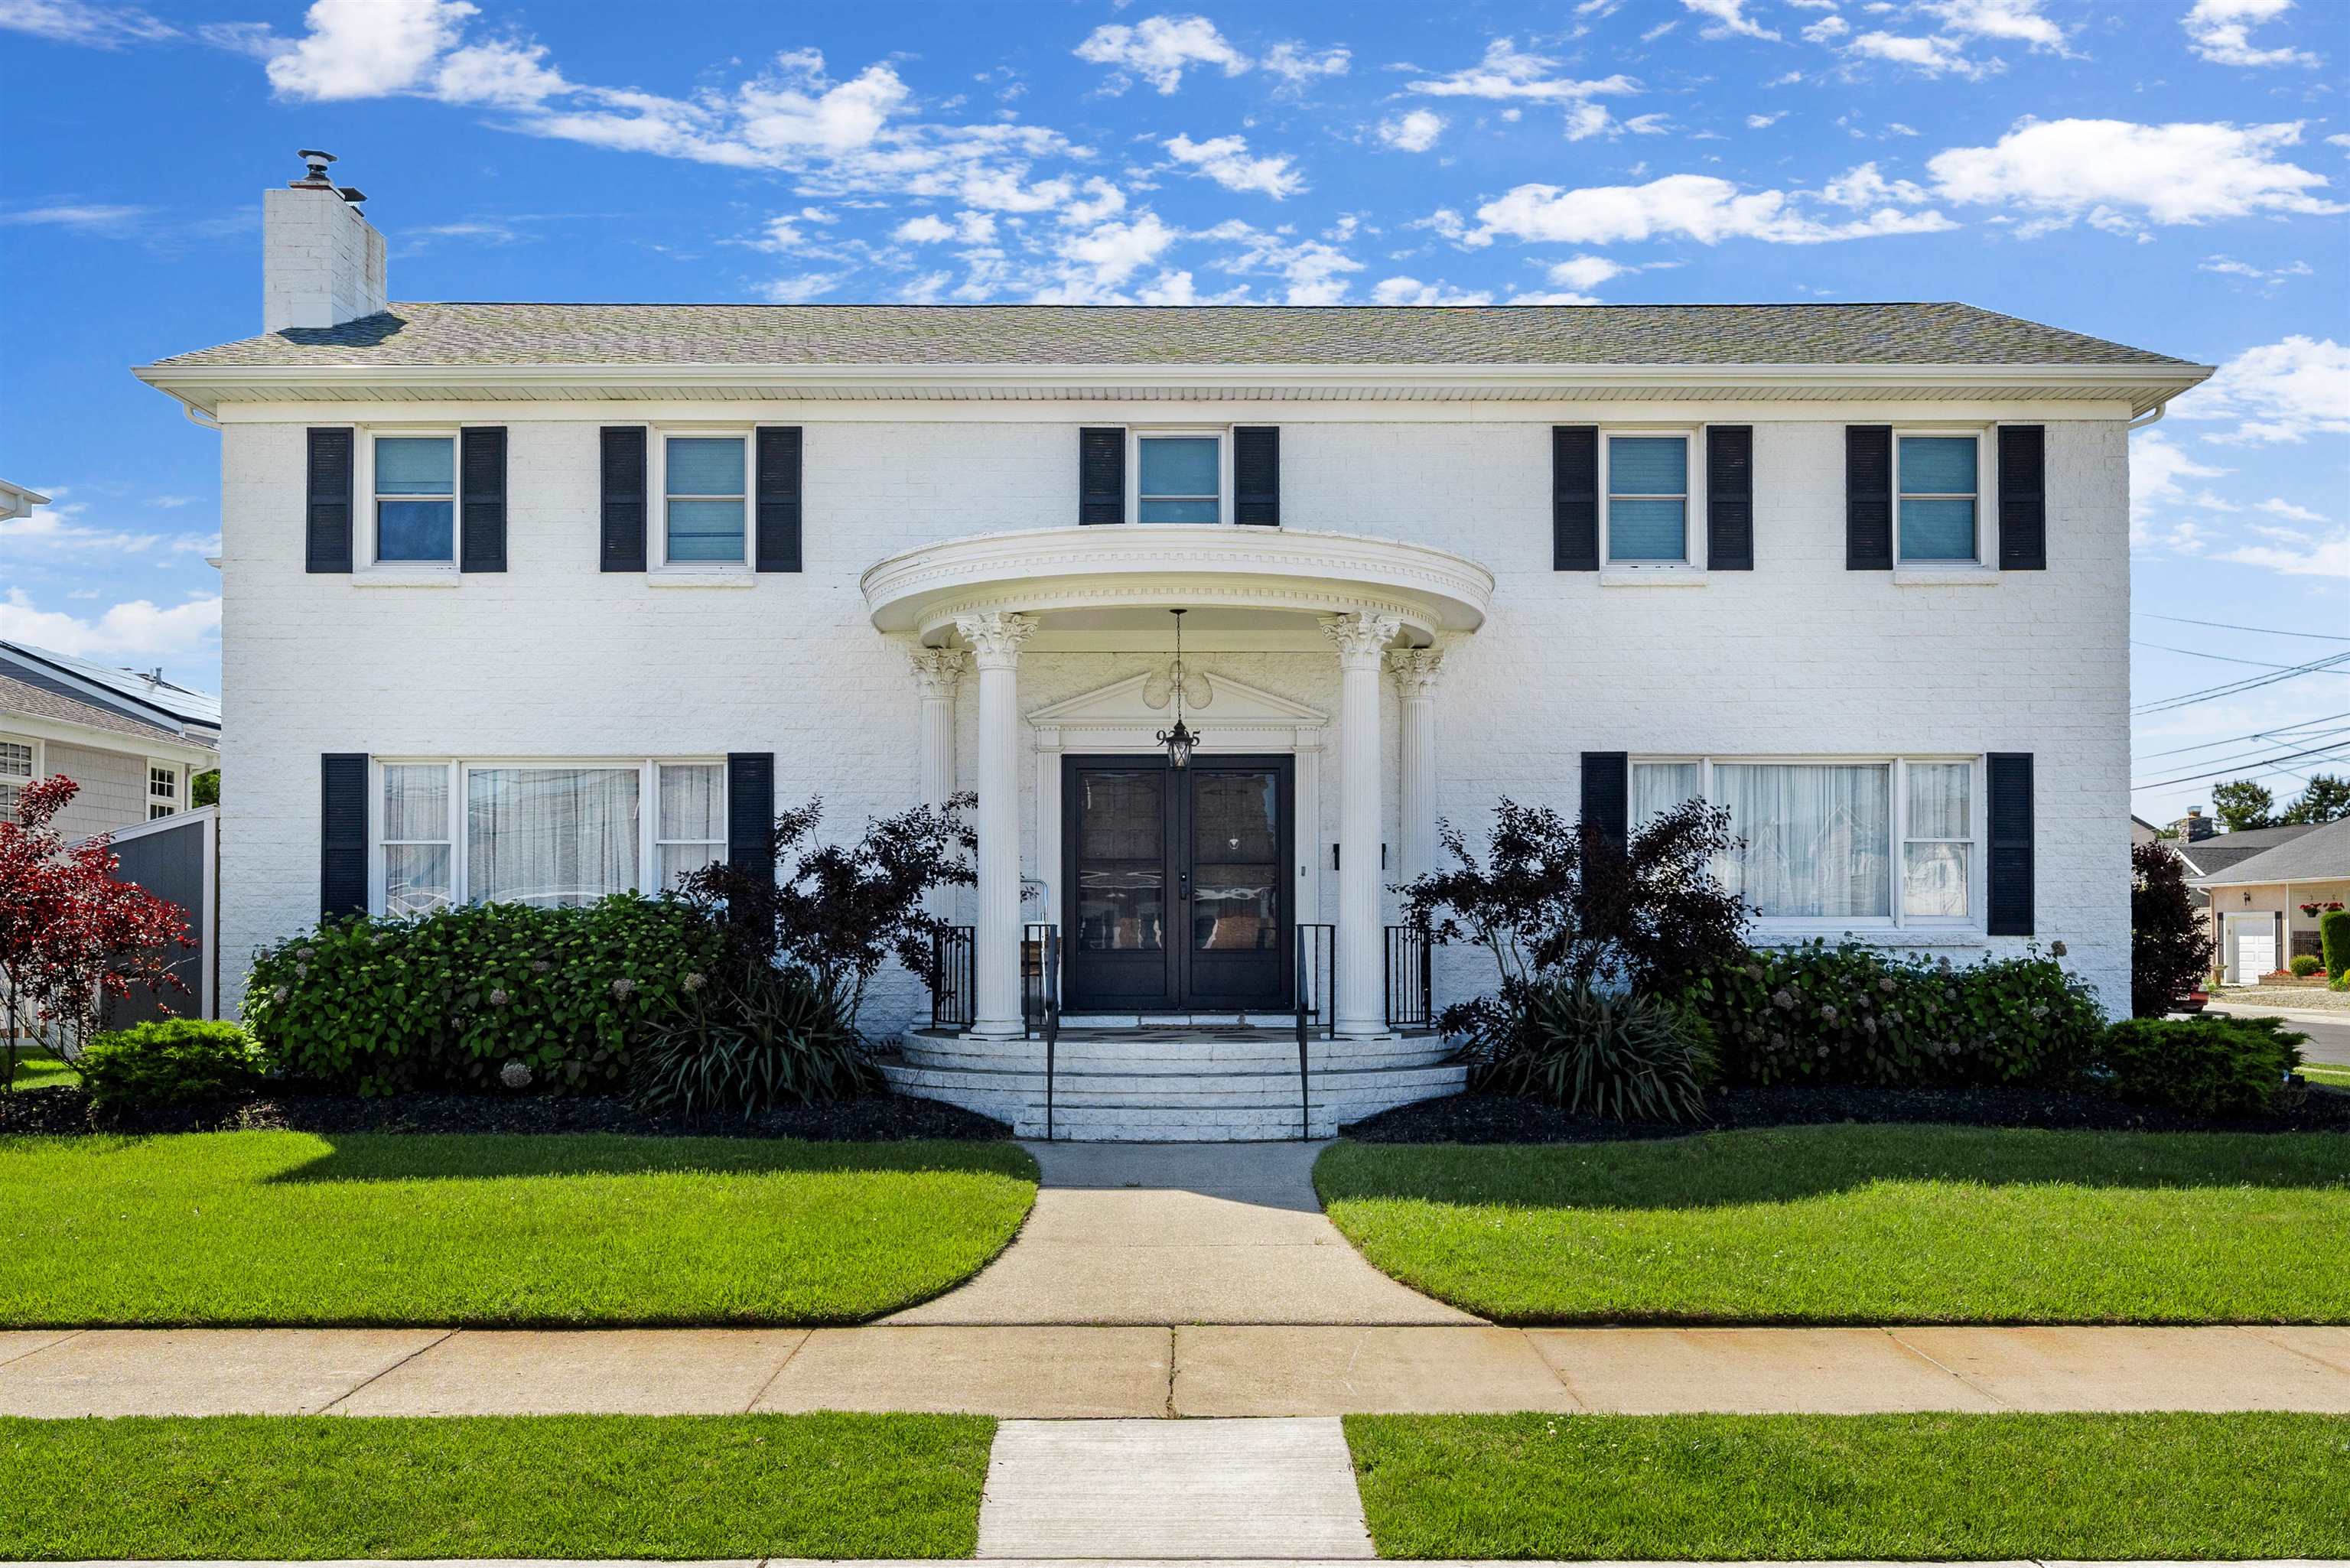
[
  {"x1": 0, "y1": 1085, "x2": 1013, "y2": 1141},
  {"x1": 1342, "y1": 1081, "x2": 2350, "y2": 1143}
]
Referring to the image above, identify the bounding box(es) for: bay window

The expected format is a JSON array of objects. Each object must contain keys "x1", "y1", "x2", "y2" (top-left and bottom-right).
[
  {"x1": 1630, "y1": 756, "x2": 1981, "y2": 929},
  {"x1": 373, "y1": 758, "x2": 726, "y2": 915}
]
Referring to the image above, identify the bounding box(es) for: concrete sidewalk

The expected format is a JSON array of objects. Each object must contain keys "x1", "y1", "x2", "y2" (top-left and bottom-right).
[{"x1": 4, "y1": 1323, "x2": 2345, "y2": 1418}]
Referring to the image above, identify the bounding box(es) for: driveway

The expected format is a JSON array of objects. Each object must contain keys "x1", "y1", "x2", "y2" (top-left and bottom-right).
[{"x1": 2205, "y1": 1000, "x2": 2350, "y2": 1066}]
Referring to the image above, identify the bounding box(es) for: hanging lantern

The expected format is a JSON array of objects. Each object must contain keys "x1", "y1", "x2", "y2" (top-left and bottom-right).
[{"x1": 1156, "y1": 608, "x2": 1202, "y2": 769}]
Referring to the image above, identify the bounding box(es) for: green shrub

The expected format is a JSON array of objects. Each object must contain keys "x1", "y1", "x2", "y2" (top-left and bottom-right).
[
  {"x1": 1476, "y1": 978, "x2": 1714, "y2": 1123},
  {"x1": 2290, "y1": 953, "x2": 2324, "y2": 978},
  {"x1": 2322, "y1": 910, "x2": 2350, "y2": 990},
  {"x1": 1675, "y1": 940, "x2": 2106, "y2": 1088},
  {"x1": 76, "y1": 1020, "x2": 265, "y2": 1108},
  {"x1": 2098, "y1": 1014, "x2": 2305, "y2": 1117},
  {"x1": 633, "y1": 958, "x2": 879, "y2": 1116},
  {"x1": 243, "y1": 895, "x2": 727, "y2": 1096}
]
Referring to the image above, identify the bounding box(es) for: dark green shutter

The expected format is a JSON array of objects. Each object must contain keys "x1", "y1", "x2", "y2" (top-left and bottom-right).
[
  {"x1": 1997, "y1": 425, "x2": 2046, "y2": 571},
  {"x1": 305, "y1": 428, "x2": 353, "y2": 574},
  {"x1": 1846, "y1": 425, "x2": 1893, "y2": 571},
  {"x1": 1553, "y1": 426, "x2": 1599, "y2": 571},
  {"x1": 320, "y1": 753, "x2": 368, "y2": 917},
  {"x1": 727, "y1": 753, "x2": 776, "y2": 881},
  {"x1": 755, "y1": 426, "x2": 803, "y2": 572},
  {"x1": 1233, "y1": 425, "x2": 1280, "y2": 525},
  {"x1": 1987, "y1": 752, "x2": 2034, "y2": 935},
  {"x1": 600, "y1": 427, "x2": 646, "y2": 572},
  {"x1": 1079, "y1": 427, "x2": 1125, "y2": 524},
  {"x1": 1580, "y1": 751, "x2": 1629, "y2": 849},
  {"x1": 1706, "y1": 425, "x2": 1754, "y2": 571},
  {"x1": 459, "y1": 426, "x2": 506, "y2": 572}
]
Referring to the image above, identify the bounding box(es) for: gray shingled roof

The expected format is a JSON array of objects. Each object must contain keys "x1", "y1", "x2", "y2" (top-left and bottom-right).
[
  {"x1": 2179, "y1": 822, "x2": 2322, "y2": 879},
  {"x1": 2192, "y1": 818, "x2": 2350, "y2": 887},
  {"x1": 149, "y1": 301, "x2": 2198, "y2": 370},
  {"x1": 0, "y1": 672, "x2": 214, "y2": 749}
]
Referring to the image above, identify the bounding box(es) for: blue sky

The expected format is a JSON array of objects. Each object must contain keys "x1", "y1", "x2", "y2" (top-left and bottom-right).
[{"x1": 1, "y1": 0, "x2": 2343, "y2": 823}]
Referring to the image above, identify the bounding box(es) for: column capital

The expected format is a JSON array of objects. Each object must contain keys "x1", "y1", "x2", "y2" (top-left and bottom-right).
[
  {"x1": 1388, "y1": 646, "x2": 1446, "y2": 698},
  {"x1": 908, "y1": 646, "x2": 966, "y2": 698},
  {"x1": 954, "y1": 611, "x2": 1040, "y2": 669},
  {"x1": 1319, "y1": 611, "x2": 1402, "y2": 670}
]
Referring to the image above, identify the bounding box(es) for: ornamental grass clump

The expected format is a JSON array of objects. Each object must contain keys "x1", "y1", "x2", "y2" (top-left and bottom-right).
[
  {"x1": 1476, "y1": 978, "x2": 1716, "y2": 1124},
  {"x1": 631, "y1": 956, "x2": 878, "y2": 1116}
]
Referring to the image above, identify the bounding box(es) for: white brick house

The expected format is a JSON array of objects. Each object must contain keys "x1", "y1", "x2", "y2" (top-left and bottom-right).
[{"x1": 135, "y1": 162, "x2": 2209, "y2": 1137}]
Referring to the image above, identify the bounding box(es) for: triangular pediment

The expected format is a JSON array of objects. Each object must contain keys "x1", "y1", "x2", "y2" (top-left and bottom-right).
[{"x1": 1027, "y1": 669, "x2": 1326, "y2": 727}]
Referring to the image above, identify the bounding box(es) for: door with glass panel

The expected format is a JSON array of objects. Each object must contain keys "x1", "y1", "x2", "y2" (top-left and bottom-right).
[{"x1": 1062, "y1": 755, "x2": 1292, "y2": 1014}]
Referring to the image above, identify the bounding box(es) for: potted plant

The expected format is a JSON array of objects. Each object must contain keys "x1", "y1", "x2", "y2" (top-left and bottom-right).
[{"x1": 2300, "y1": 902, "x2": 2325, "y2": 918}]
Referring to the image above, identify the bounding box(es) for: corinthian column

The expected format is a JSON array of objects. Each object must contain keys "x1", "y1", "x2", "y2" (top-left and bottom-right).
[
  {"x1": 1323, "y1": 611, "x2": 1400, "y2": 1037},
  {"x1": 1389, "y1": 647, "x2": 1445, "y2": 890},
  {"x1": 908, "y1": 647, "x2": 965, "y2": 919},
  {"x1": 955, "y1": 611, "x2": 1037, "y2": 1037}
]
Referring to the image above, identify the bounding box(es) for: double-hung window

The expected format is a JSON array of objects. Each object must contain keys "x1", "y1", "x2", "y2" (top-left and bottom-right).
[
  {"x1": 1631, "y1": 756, "x2": 1981, "y2": 930},
  {"x1": 1605, "y1": 433, "x2": 1691, "y2": 564},
  {"x1": 662, "y1": 434, "x2": 748, "y2": 565},
  {"x1": 372, "y1": 434, "x2": 457, "y2": 564},
  {"x1": 147, "y1": 764, "x2": 179, "y2": 820},
  {"x1": 374, "y1": 758, "x2": 725, "y2": 914},
  {"x1": 1134, "y1": 432, "x2": 1223, "y2": 523},
  {"x1": 1896, "y1": 433, "x2": 1980, "y2": 563},
  {"x1": 0, "y1": 738, "x2": 34, "y2": 820}
]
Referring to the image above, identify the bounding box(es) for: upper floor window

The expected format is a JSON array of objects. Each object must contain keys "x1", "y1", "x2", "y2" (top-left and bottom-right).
[
  {"x1": 373, "y1": 435, "x2": 456, "y2": 564},
  {"x1": 148, "y1": 763, "x2": 179, "y2": 821},
  {"x1": 1897, "y1": 434, "x2": 1980, "y2": 563},
  {"x1": 1605, "y1": 433, "x2": 1691, "y2": 564},
  {"x1": 1135, "y1": 433, "x2": 1222, "y2": 524},
  {"x1": 0, "y1": 738, "x2": 34, "y2": 821},
  {"x1": 663, "y1": 435, "x2": 748, "y2": 565}
]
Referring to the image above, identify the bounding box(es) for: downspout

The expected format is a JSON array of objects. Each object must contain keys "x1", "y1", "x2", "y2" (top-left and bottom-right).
[{"x1": 2127, "y1": 399, "x2": 2172, "y2": 432}]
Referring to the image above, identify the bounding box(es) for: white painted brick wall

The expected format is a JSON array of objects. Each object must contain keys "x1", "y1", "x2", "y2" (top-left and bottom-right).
[
  {"x1": 262, "y1": 189, "x2": 387, "y2": 333},
  {"x1": 213, "y1": 405, "x2": 2131, "y2": 1022}
]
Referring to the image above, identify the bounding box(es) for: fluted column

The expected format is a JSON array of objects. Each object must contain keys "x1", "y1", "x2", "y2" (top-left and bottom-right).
[
  {"x1": 955, "y1": 612, "x2": 1037, "y2": 1037},
  {"x1": 908, "y1": 647, "x2": 965, "y2": 919},
  {"x1": 1324, "y1": 611, "x2": 1400, "y2": 1037},
  {"x1": 1390, "y1": 647, "x2": 1444, "y2": 890}
]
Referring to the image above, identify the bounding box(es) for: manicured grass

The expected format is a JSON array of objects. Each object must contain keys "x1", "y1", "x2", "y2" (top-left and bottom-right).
[
  {"x1": 1, "y1": 1413, "x2": 991, "y2": 1560},
  {"x1": 0, "y1": 1132, "x2": 1037, "y2": 1326},
  {"x1": 5, "y1": 1053, "x2": 73, "y2": 1090},
  {"x1": 1317, "y1": 1126, "x2": 2350, "y2": 1323},
  {"x1": 1346, "y1": 1411, "x2": 2350, "y2": 1560},
  {"x1": 2306, "y1": 1064, "x2": 2350, "y2": 1087}
]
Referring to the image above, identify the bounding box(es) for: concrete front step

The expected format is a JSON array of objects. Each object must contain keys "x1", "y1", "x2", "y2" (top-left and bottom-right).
[{"x1": 900, "y1": 1029, "x2": 1451, "y2": 1075}]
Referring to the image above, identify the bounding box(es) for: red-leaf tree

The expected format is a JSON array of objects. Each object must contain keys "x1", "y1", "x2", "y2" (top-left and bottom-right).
[{"x1": 1, "y1": 776, "x2": 193, "y2": 1087}]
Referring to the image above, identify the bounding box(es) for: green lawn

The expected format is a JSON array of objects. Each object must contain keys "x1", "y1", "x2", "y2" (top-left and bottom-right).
[
  {"x1": 1, "y1": 1413, "x2": 991, "y2": 1560},
  {"x1": 2307, "y1": 1063, "x2": 2350, "y2": 1088},
  {"x1": 0, "y1": 1132, "x2": 1037, "y2": 1326},
  {"x1": 5, "y1": 1053, "x2": 73, "y2": 1090},
  {"x1": 1346, "y1": 1411, "x2": 2350, "y2": 1560},
  {"x1": 1317, "y1": 1126, "x2": 2350, "y2": 1323}
]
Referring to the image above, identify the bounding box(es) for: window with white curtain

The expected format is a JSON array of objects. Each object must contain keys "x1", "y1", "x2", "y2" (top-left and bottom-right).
[
  {"x1": 374, "y1": 759, "x2": 726, "y2": 913},
  {"x1": 1631, "y1": 756, "x2": 1981, "y2": 928},
  {"x1": 1605, "y1": 433, "x2": 1691, "y2": 563}
]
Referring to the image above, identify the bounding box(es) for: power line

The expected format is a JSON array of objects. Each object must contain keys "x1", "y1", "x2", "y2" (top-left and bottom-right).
[
  {"x1": 2134, "y1": 612, "x2": 2350, "y2": 642},
  {"x1": 2132, "y1": 640, "x2": 2350, "y2": 672},
  {"x1": 2133, "y1": 652, "x2": 2350, "y2": 715},
  {"x1": 2130, "y1": 724, "x2": 2350, "y2": 781},
  {"x1": 2133, "y1": 710, "x2": 2350, "y2": 761},
  {"x1": 2132, "y1": 740, "x2": 2350, "y2": 792}
]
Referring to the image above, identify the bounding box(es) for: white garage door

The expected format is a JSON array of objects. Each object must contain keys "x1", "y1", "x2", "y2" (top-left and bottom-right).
[{"x1": 2227, "y1": 916, "x2": 2277, "y2": 985}]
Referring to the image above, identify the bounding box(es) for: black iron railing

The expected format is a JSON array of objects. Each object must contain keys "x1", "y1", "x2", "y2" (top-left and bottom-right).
[
  {"x1": 1385, "y1": 922, "x2": 1433, "y2": 1031},
  {"x1": 1022, "y1": 922, "x2": 1061, "y2": 1140},
  {"x1": 1294, "y1": 922, "x2": 1336, "y2": 1139},
  {"x1": 930, "y1": 925, "x2": 975, "y2": 1031}
]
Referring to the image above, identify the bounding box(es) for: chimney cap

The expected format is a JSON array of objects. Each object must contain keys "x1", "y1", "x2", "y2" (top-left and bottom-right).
[{"x1": 291, "y1": 148, "x2": 339, "y2": 189}]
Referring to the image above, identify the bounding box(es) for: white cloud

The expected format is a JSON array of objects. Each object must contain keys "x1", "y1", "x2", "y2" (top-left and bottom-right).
[
  {"x1": 2127, "y1": 430, "x2": 2230, "y2": 532},
  {"x1": 1925, "y1": 0, "x2": 2067, "y2": 49},
  {"x1": 0, "y1": 0, "x2": 174, "y2": 47},
  {"x1": 1460, "y1": 172, "x2": 1957, "y2": 247},
  {"x1": 1060, "y1": 178, "x2": 1128, "y2": 226},
  {"x1": 1072, "y1": 15, "x2": 1248, "y2": 95},
  {"x1": 2199, "y1": 253, "x2": 2313, "y2": 281},
  {"x1": 1164, "y1": 133, "x2": 1306, "y2": 199},
  {"x1": 895, "y1": 214, "x2": 956, "y2": 243},
  {"x1": 2218, "y1": 535, "x2": 2350, "y2": 577},
  {"x1": 1849, "y1": 31, "x2": 1993, "y2": 76},
  {"x1": 1378, "y1": 109, "x2": 1446, "y2": 153},
  {"x1": 1404, "y1": 38, "x2": 1636, "y2": 104},
  {"x1": 0, "y1": 588, "x2": 220, "y2": 659},
  {"x1": 1545, "y1": 253, "x2": 1630, "y2": 289},
  {"x1": 1802, "y1": 15, "x2": 1849, "y2": 42},
  {"x1": 0, "y1": 203, "x2": 145, "y2": 229},
  {"x1": 265, "y1": 0, "x2": 474, "y2": 100},
  {"x1": 1197, "y1": 220, "x2": 1364, "y2": 304},
  {"x1": 1262, "y1": 41, "x2": 1349, "y2": 88},
  {"x1": 1680, "y1": 0, "x2": 1781, "y2": 41},
  {"x1": 1819, "y1": 162, "x2": 1931, "y2": 207},
  {"x1": 2179, "y1": 335, "x2": 2350, "y2": 444},
  {"x1": 434, "y1": 37, "x2": 566, "y2": 106},
  {"x1": 2184, "y1": 0, "x2": 2319, "y2": 67},
  {"x1": 1746, "y1": 112, "x2": 1785, "y2": 128},
  {"x1": 1926, "y1": 118, "x2": 2344, "y2": 232},
  {"x1": 1047, "y1": 212, "x2": 1180, "y2": 297},
  {"x1": 1372, "y1": 276, "x2": 1496, "y2": 305},
  {"x1": 2260, "y1": 498, "x2": 2328, "y2": 522}
]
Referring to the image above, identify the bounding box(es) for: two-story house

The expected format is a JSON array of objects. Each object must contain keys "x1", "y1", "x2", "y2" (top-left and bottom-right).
[{"x1": 134, "y1": 156, "x2": 2208, "y2": 1137}]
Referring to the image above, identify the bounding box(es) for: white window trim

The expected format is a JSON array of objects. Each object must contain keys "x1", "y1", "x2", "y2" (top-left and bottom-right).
[
  {"x1": 146, "y1": 759, "x2": 181, "y2": 821},
  {"x1": 651, "y1": 426, "x2": 754, "y2": 574},
  {"x1": 1892, "y1": 425, "x2": 1999, "y2": 577},
  {"x1": 0, "y1": 734, "x2": 40, "y2": 818},
  {"x1": 1631, "y1": 753, "x2": 1987, "y2": 939},
  {"x1": 356, "y1": 425, "x2": 463, "y2": 576},
  {"x1": 367, "y1": 756, "x2": 728, "y2": 916},
  {"x1": 1126, "y1": 426, "x2": 1232, "y2": 526},
  {"x1": 1599, "y1": 425, "x2": 1705, "y2": 581}
]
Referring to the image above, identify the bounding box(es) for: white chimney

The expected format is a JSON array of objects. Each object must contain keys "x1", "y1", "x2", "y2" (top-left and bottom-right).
[{"x1": 262, "y1": 150, "x2": 387, "y2": 334}]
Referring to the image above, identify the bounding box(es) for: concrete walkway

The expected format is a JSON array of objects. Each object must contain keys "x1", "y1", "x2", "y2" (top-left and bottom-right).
[{"x1": 885, "y1": 1141, "x2": 1475, "y2": 1326}]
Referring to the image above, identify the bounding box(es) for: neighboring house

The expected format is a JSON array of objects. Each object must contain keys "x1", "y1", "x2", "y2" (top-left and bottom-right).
[
  {"x1": 0, "y1": 642, "x2": 219, "y2": 842},
  {"x1": 2130, "y1": 814, "x2": 2162, "y2": 848},
  {"x1": 2170, "y1": 806, "x2": 2218, "y2": 842},
  {"x1": 129, "y1": 155, "x2": 2211, "y2": 1137},
  {"x1": 2172, "y1": 820, "x2": 2321, "y2": 916},
  {"x1": 2190, "y1": 818, "x2": 2348, "y2": 984}
]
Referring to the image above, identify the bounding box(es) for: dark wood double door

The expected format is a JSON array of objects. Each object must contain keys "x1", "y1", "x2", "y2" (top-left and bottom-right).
[{"x1": 1063, "y1": 754, "x2": 1293, "y2": 1014}]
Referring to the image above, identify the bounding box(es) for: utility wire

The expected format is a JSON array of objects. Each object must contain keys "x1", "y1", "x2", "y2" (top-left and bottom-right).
[
  {"x1": 2133, "y1": 652, "x2": 2350, "y2": 715},
  {"x1": 2130, "y1": 723, "x2": 2350, "y2": 779},
  {"x1": 2132, "y1": 739, "x2": 2350, "y2": 792},
  {"x1": 2134, "y1": 640, "x2": 2350, "y2": 672},
  {"x1": 2132, "y1": 710, "x2": 2350, "y2": 761},
  {"x1": 2134, "y1": 612, "x2": 2350, "y2": 642}
]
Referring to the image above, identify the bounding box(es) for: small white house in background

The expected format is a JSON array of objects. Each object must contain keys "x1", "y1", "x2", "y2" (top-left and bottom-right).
[
  {"x1": 0, "y1": 640, "x2": 220, "y2": 841},
  {"x1": 2189, "y1": 819, "x2": 2348, "y2": 984},
  {"x1": 132, "y1": 153, "x2": 2212, "y2": 1138}
]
